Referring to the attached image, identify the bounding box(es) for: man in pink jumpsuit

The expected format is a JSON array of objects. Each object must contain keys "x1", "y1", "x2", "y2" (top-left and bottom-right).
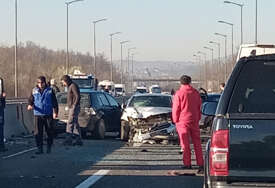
[{"x1": 172, "y1": 75, "x2": 204, "y2": 170}]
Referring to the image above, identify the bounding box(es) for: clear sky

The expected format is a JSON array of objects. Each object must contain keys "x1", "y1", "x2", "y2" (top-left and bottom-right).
[{"x1": 1, "y1": 0, "x2": 275, "y2": 62}]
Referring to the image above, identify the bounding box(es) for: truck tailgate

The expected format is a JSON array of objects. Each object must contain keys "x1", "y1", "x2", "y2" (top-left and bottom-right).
[{"x1": 229, "y1": 118, "x2": 275, "y2": 179}]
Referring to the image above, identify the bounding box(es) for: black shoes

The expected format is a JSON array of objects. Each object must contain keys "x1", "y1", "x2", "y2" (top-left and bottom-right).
[
  {"x1": 181, "y1": 165, "x2": 192, "y2": 170},
  {"x1": 197, "y1": 166, "x2": 204, "y2": 174}
]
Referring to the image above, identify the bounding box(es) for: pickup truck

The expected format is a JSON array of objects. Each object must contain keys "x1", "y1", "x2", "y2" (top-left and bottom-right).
[{"x1": 203, "y1": 54, "x2": 275, "y2": 188}]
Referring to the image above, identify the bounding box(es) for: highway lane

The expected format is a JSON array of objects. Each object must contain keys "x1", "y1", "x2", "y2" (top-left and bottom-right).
[{"x1": 0, "y1": 135, "x2": 204, "y2": 188}]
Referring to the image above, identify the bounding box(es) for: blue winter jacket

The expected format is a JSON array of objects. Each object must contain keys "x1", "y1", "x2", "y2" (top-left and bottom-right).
[{"x1": 32, "y1": 87, "x2": 53, "y2": 116}]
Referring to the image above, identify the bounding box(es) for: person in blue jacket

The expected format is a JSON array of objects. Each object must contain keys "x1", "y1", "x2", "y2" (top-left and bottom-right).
[
  {"x1": 0, "y1": 90, "x2": 6, "y2": 152},
  {"x1": 27, "y1": 76, "x2": 58, "y2": 154}
]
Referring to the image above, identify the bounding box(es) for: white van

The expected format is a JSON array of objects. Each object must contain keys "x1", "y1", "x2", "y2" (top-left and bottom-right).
[{"x1": 114, "y1": 84, "x2": 125, "y2": 96}]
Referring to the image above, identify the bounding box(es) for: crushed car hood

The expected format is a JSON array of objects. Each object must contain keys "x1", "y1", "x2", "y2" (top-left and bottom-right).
[
  {"x1": 121, "y1": 107, "x2": 171, "y2": 120},
  {"x1": 132, "y1": 122, "x2": 176, "y2": 143}
]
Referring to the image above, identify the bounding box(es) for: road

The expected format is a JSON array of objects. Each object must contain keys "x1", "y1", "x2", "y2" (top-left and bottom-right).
[{"x1": 0, "y1": 134, "x2": 204, "y2": 188}]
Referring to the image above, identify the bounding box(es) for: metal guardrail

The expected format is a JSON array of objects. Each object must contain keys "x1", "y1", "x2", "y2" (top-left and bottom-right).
[
  {"x1": 6, "y1": 98, "x2": 28, "y2": 105},
  {"x1": 5, "y1": 95, "x2": 130, "y2": 105}
]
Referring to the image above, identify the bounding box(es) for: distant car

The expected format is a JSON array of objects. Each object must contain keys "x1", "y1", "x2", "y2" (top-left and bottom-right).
[
  {"x1": 56, "y1": 91, "x2": 122, "y2": 139},
  {"x1": 120, "y1": 93, "x2": 175, "y2": 143},
  {"x1": 135, "y1": 86, "x2": 147, "y2": 94},
  {"x1": 199, "y1": 93, "x2": 221, "y2": 130},
  {"x1": 149, "y1": 85, "x2": 162, "y2": 93}
]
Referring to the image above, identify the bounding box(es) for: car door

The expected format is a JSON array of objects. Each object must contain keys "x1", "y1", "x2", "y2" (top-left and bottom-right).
[
  {"x1": 105, "y1": 93, "x2": 122, "y2": 131},
  {"x1": 96, "y1": 92, "x2": 113, "y2": 131},
  {"x1": 78, "y1": 93, "x2": 92, "y2": 128}
]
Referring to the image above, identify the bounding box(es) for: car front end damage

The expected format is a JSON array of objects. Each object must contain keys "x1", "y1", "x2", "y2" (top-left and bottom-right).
[{"x1": 121, "y1": 107, "x2": 177, "y2": 143}]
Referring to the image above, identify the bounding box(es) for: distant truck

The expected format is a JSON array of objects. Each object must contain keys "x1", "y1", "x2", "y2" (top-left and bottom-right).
[
  {"x1": 114, "y1": 84, "x2": 125, "y2": 96},
  {"x1": 236, "y1": 44, "x2": 275, "y2": 62},
  {"x1": 98, "y1": 80, "x2": 115, "y2": 94},
  {"x1": 69, "y1": 70, "x2": 95, "y2": 92},
  {"x1": 149, "y1": 85, "x2": 162, "y2": 94}
]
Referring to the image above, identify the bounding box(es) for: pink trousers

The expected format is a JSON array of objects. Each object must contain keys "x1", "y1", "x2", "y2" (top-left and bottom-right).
[{"x1": 177, "y1": 124, "x2": 204, "y2": 166}]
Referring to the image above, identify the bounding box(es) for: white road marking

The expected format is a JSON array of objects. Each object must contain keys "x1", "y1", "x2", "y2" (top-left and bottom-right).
[
  {"x1": 75, "y1": 170, "x2": 110, "y2": 188},
  {"x1": 2, "y1": 147, "x2": 37, "y2": 159}
]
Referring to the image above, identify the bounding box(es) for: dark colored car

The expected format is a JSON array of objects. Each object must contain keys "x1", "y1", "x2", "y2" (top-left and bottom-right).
[
  {"x1": 203, "y1": 54, "x2": 275, "y2": 188},
  {"x1": 199, "y1": 93, "x2": 221, "y2": 130},
  {"x1": 56, "y1": 91, "x2": 121, "y2": 139}
]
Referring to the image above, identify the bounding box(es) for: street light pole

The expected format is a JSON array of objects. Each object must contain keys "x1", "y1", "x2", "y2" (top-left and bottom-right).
[
  {"x1": 204, "y1": 47, "x2": 214, "y2": 66},
  {"x1": 93, "y1": 18, "x2": 107, "y2": 78},
  {"x1": 204, "y1": 46, "x2": 214, "y2": 90},
  {"x1": 198, "y1": 51, "x2": 207, "y2": 89},
  {"x1": 14, "y1": 0, "x2": 18, "y2": 97},
  {"x1": 120, "y1": 40, "x2": 130, "y2": 84},
  {"x1": 255, "y1": 0, "x2": 257, "y2": 44},
  {"x1": 110, "y1": 32, "x2": 121, "y2": 82},
  {"x1": 131, "y1": 53, "x2": 136, "y2": 93},
  {"x1": 210, "y1": 41, "x2": 221, "y2": 88},
  {"x1": 224, "y1": 1, "x2": 244, "y2": 44},
  {"x1": 193, "y1": 54, "x2": 202, "y2": 87},
  {"x1": 218, "y1": 20, "x2": 234, "y2": 64},
  {"x1": 65, "y1": 0, "x2": 84, "y2": 75},
  {"x1": 128, "y1": 47, "x2": 136, "y2": 74},
  {"x1": 215, "y1": 32, "x2": 227, "y2": 81}
]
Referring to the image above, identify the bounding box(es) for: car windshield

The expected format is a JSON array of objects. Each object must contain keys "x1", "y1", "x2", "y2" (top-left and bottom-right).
[
  {"x1": 128, "y1": 95, "x2": 171, "y2": 108},
  {"x1": 228, "y1": 61, "x2": 275, "y2": 113},
  {"x1": 115, "y1": 88, "x2": 123, "y2": 92},
  {"x1": 72, "y1": 79, "x2": 93, "y2": 88}
]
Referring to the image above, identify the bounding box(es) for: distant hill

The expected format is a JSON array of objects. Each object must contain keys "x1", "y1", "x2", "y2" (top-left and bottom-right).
[{"x1": 114, "y1": 60, "x2": 199, "y2": 79}]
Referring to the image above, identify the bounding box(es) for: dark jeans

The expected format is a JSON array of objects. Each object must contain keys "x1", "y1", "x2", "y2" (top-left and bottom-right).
[
  {"x1": 0, "y1": 109, "x2": 4, "y2": 147},
  {"x1": 34, "y1": 115, "x2": 54, "y2": 148}
]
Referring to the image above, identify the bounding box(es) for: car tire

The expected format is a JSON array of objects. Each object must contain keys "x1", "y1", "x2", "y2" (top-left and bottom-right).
[
  {"x1": 95, "y1": 119, "x2": 105, "y2": 139},
  {"x1": 120, "y1": 121, "x2": 130, "y2": 141}
]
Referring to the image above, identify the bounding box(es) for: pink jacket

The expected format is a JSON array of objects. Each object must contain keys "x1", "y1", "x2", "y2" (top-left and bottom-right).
[{"x1": 172, "y1": 84, "x2": 201, "y2": 126}]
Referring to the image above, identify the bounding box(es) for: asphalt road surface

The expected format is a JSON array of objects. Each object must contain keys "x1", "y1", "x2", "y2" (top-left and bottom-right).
[{"x1": 0, "y1": 134, "x2": 204, "y2": 188}]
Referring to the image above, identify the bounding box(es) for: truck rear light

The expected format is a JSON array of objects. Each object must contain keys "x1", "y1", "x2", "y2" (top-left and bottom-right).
[{"x1": 210, "y1": 129, "x2": 229, "y2": 176}]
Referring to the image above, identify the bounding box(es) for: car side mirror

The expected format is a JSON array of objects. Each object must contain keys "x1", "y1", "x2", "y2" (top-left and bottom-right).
[{"x1": 201, "y1": 101, "x2": 218, "y2": 116}]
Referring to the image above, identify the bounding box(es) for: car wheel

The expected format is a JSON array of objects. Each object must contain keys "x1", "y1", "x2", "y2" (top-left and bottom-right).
[
  {"x1": 95, "y1": 119, "x2": 105, "y2": 139},
  {"x1": 120, "y1": 120, "x2": 130, "y2": 141}
]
